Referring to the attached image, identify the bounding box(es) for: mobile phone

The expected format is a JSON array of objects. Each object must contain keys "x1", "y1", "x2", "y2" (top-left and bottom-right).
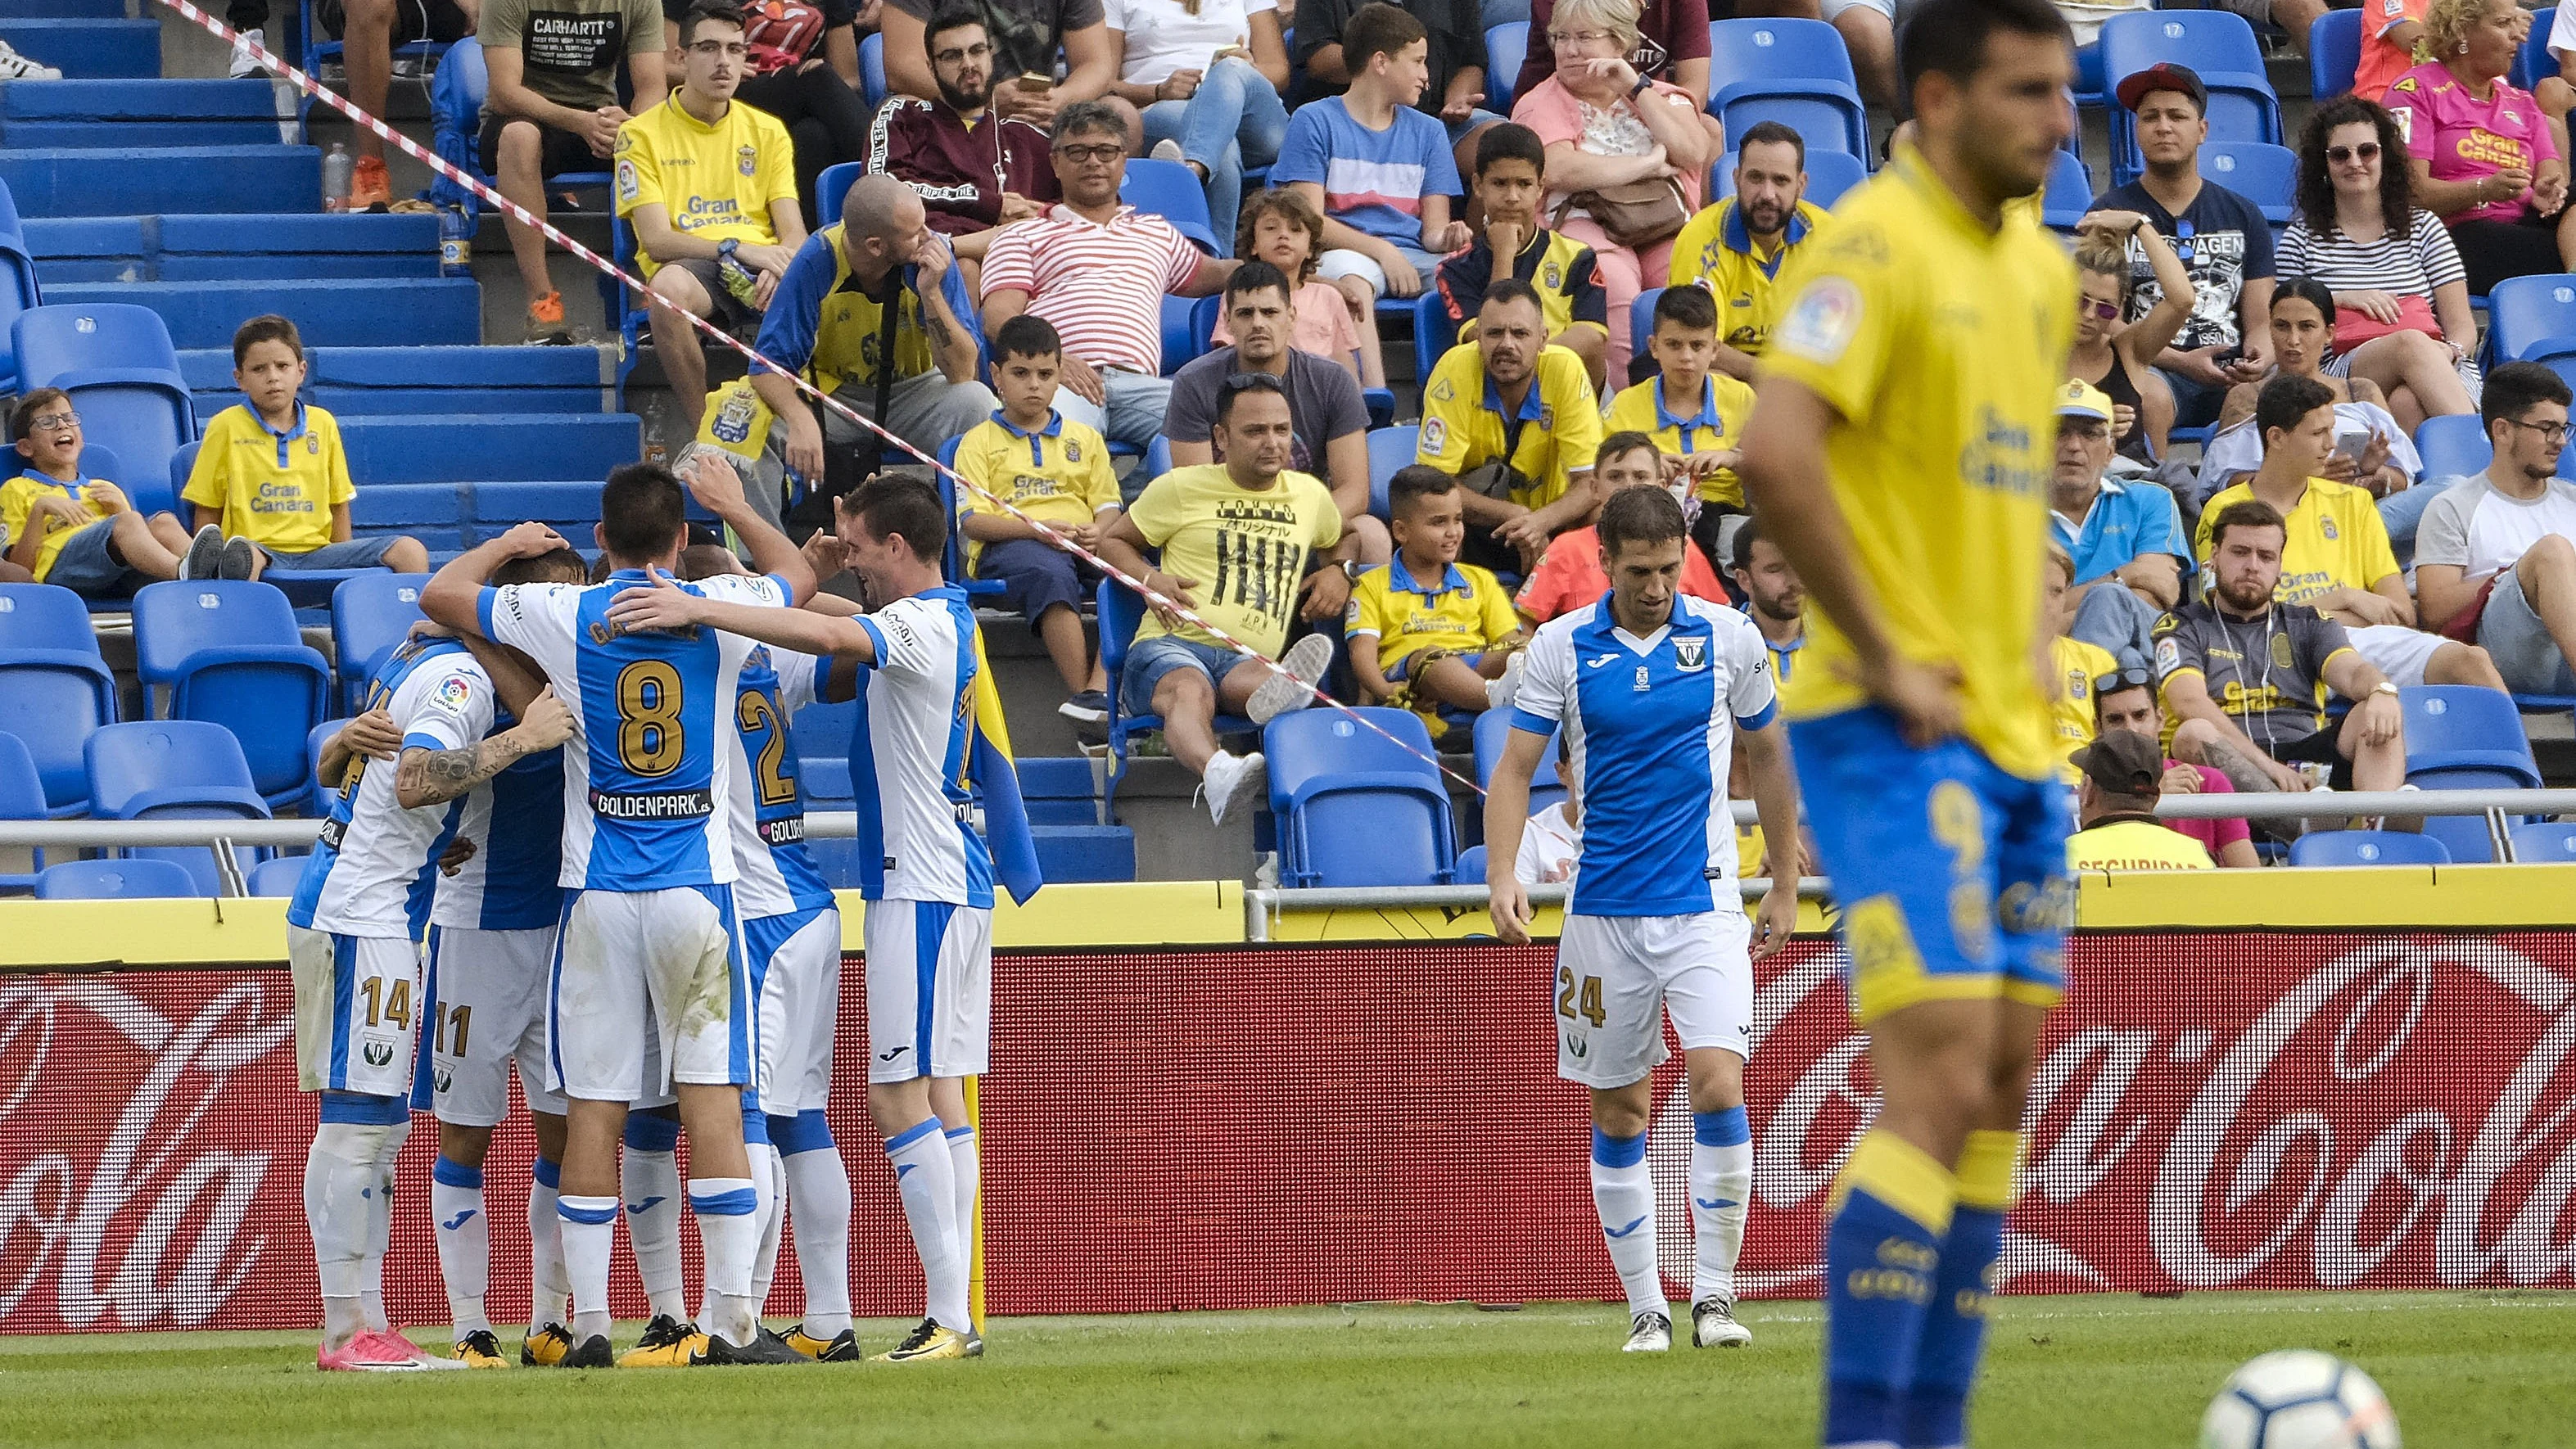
[
  {"x1": 1015, "y1": 72, "x2": 1051, "y2": 91},
  {"x1": 2212, "y1": 345, "x2": 2245, "y2": 368},
  {"x1": 2336, "y1": 428, "x2": 2374, "y2": 463}
]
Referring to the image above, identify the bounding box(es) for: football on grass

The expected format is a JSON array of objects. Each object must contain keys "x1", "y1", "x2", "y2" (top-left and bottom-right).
[{"x1": 2199, "y1": 1349, "x2": 2401, "y2": 1449}]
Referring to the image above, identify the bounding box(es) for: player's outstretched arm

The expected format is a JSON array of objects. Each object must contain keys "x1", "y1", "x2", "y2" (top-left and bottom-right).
[
  {"x1": 1739, "y1": 719, "x2": 1802, "y2": 963},
  {"x1": 1484, "y1": 725, "x2": 1551, "y2": 945},
  {"x1": 394, "y1": 686, "x2": 576, "y2": 809},
  {"x1": 680, "y1": 452, "x2": 816, "y2": 605},
  {"x1": 421, "y1": 522, "x2": 574, "y2": 636},
  {"x1": 606, "y1": 569, "x2": 880, "y2": 665}
]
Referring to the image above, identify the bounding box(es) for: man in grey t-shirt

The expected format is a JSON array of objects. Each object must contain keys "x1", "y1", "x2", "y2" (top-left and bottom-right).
[
  {"x1": 1164, "y1": 260, "x2": 1389, "y2": 570},
  {"x1": 2414, "y1": 362, "x2": 2576, "y2": 697}
]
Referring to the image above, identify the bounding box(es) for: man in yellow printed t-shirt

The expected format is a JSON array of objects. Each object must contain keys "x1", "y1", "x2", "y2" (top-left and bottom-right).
[
  {"x1": 1096, "y1": 373, "x2": 1361, "y2": 828},
  {"x1": 617, "y1": 2, "x2": 805, "y2": 432},
  {"x1": 1417, "y1": 281, "x2": 1602, "y2": 578}
]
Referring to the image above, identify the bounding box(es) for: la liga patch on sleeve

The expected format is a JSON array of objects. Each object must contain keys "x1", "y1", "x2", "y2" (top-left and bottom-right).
[{"x1": 1778, "y1": 277, "x2": 1861, "y2": 363}]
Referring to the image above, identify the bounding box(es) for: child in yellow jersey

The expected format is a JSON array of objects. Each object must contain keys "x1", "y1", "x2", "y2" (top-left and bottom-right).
[
  {"x1": 949, "y1": 315, "x2": 1123, "y2": 724},
  {"x1": 1345, "y1": 466, "x2": 1527, "y2": 741},
  {"x1": 182, "y1": 316, "x2": 428, "y2": 582},
  {"x1": 2, "y1": 387, "x2": 197, "y2": 595},
  {"x1": 1602, "y1": 285, "x2": 1757, "y2": 570},
  {"x1": 2045, "y1": 544, "x2": 2120, "y2": 784}
]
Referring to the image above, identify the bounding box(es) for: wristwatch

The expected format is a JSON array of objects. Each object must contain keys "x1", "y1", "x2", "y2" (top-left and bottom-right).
[
  {"x1": 718, "y1": 237, "x2": 741, "y2": 264},
  {"x1": 1340, "y1": 558, "x2": 1363, "y2": 581},
  {"x1": 2372, "y1": 682, "x2": 2400, "y2": 699},
  {"x1": 1629, "y1": 74, "x2": 1652, "y2": 97}
]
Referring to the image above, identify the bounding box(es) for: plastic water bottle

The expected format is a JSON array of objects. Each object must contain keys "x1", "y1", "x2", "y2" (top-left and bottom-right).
[
  {"x1": 321, "y1": 142, "x2": 354, "y2": 213},
  {"x1": 437, "y1": 205, "x2": 472, "y2": 276}
]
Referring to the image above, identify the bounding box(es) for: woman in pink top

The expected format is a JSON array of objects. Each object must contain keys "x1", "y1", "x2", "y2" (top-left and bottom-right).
[
  {"x1": 1511, "y1": 0, "x2": 1711, "y2": 383},
  {"x1": 2384, "y1": 0, "x2": 2574, "y2": 296}
]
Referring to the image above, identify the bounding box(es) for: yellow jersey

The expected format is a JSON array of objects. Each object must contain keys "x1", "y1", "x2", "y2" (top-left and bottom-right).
[
  {"x1": 1416, "y1": 341, "x2": 1602, "y2": 512},
  {"x1": 1127, "y1": 463, "x2": 1341, "y2": 659},
  {"x1": 0, "y1": 470, "x2": 115, "y2": 582},
  {"x1": 2049, "y1": 634, "x2": 2119, "y2": 784},
  {"x1": 1760, "y1": 147, "x2": 2077, "y2": 781},
  {"x1": 182, "y1": 402, "x2": 355, "y2": 555},
  {"x1": 1345, "y1": 557, "x2": 1519, "y2": 667},
  {"x1": 1603, "y1": 371, "x2": 1756, "y2": 508},
  {"x1": 1668, "y1": 196, "x2": 1830, "y2": 359},
  {"x1": 2067, "y1": 818, "x2": 2216, "y2": 871},
  {"x1": 948, "y1": 410, "x2": 1120, "y2": 571},
  {"x1": 2194, "y1": 477, "x2": 2402, "y2": 607},
  {"x1": 614, "y1": 93, "x2": 798, "y2": 273}
]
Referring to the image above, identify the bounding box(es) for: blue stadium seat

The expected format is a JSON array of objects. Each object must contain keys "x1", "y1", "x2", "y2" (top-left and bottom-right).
[
  {"x1": 0, "y1": 731, "x2": 46, "y2": 890},
  {"x1": 1263, "y1": 706, "x2": 1456, "y2": 887},
  {"x1": 2483, "y1": 273, "x2": 2576, "y2": 366},
  {"x1": 130, "y1": 580, "x2": 332, "y2": 810},
  {"x1": 1629, "y1": 287, "x2": 1663, "y2": 358},
  {"x1": 36, "y1": 857, "x2": 201, "y2": 900},
  {"x1": 2402, "y1": 684, "x2": 2543, "y2": 788},
  {"x1": 861, "y1": 31, "x2": 887, "y2": 112},
  {"x1": 1706, "y1": 148, "x2": 1867, "y2": 209},
  {"x1": 2414, "y1": 413, "x2": 2492, "y2": 481},
  {"x1": 2287, "y1": 828, "x2": 2452, "y2": 866},
  {"x1": 2515, "y1": 7, "x2": 2559, "y2": 90},
  {"x1": 329, "y1": 573, "x2": 430, "y2": 715},
  {"x1": 1367, "y1": 424, "x2": 1418, "y2": 520},
  {"x1": 0, "y1": 177, "x2": 40, "y2": 395},
  {"x1": 1413, "y1": 288, "x2": 1459, "y2": 391},
  {"x1": 2199, "y1": 142, "x2": 2296, "y2": 226},
  {"x1": 2309, "y1": 7, "x2": 2361, "y2": 102},
  {"x1": 11, "y1": 301, "x2": 193, "y2": 497},
  {"x1": 1121, "y1": 158, "x2": 1220, "y2": 255},
  {"x1": 305, "y1": 717, "x2": 340, "y2": 819},
  {"x1": 2041, "y1": 148, "x2": 2093, "y2": 232},
  {"x1": 930, "y1": 435, "x2": 1018, "y2": 598},
  {"x1": 0, "y1": 581, "x2": 120, "y2": 814},
  {"x1": 2509, "y1": 819, "x2": 2576, "y2": 861},
  {"x1": 792, "y1": 697, "x2": 855, "y2": 803},
  {"x1": 1096, "y1": 575, "x2": 1254, "y2": 814},
  {"x1": 1454, "y1": 842, "x2": 1488, "y2": 881},
  {"x1": 816, "y1": 160, "x2": 862, "y2": 227},
  {"x1": 246, "y1": 854, "x2": 308, "y2": 897},
  {"x1": 2419, "y1": 811, "x2": 2500, "y2": 863},
  {"x1": 84, "y1": 719, "x2": 271, "y2": 822},
  {"x1": 1161, "y1": 293, "x2": 1202, "y2": 376},
  {"x1": 1706, "y1": 19, "x2": 1869, "y2": 162},
  {"x1": 1486, "y1": 22, "x2": 1528, "y2": 114},
  {"x1": 2100, "y1": 11, "x2": 2281, "y2": 187},
  {"x1": 1471, "y1": 706, "x2": 1565, "y2": 817},
  {"x1": 2074, "y1": 38, "x2": 2105, "y2": 111}
]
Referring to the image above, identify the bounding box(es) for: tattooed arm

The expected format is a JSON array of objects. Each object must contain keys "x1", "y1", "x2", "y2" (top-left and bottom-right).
[{"x1": 393, "y1": 686, "x2": 576, "y2": 809}]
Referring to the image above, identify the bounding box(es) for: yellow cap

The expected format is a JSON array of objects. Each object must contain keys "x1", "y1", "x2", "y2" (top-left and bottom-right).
[{"x1": 2055, "y1": 379, "x2": 2114, "y2": 422}]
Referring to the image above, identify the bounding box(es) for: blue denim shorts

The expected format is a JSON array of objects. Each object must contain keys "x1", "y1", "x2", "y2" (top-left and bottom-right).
[
  {"x1": 43, "y1": 518, "x2": 142, "y2": 596},
  {"x1": 263, "y1": 535, "x2": 404, "y2": 571},
  {"x1": 1119, "y1": 633, "x2": 1243, "y2": 720}
]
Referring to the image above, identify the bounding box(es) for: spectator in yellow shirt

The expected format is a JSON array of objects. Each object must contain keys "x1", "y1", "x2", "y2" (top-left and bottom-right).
[
  {"x1": 950, "y1": 315, "x2": 1123, "y2": 725},
  {"x1": 1666, "y1": 122, "x2": 1833, "y2": 383},
  {"x1": 1602, "y1": 284, "x2": 1756, "y2": 568},
  {"x1": 181, "y1": 316, "x2": 428, "y2": 582},
  {"x1": 2064, "y1": 729, "x2": 2215, "y2": 871},
  {"x1": 2045, "y1": 542, "x2": 2121, "y2": 784},
  {"x1": 618, "y1": 1, "x2": 807, "y2": 434},
  {"x1": 1345, "y1": 466, "x2": 1528, "y2": 742},
  {"x1": 1417, "y1": 279, "x2": 1603, "y2": 576},
  {"x1": 3, "y1": 388, "x2": 197, "y2": 595}
]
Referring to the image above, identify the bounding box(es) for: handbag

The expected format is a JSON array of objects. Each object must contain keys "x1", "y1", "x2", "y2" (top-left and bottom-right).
[
  {"x1": 742, "y1": 0, "x2": 828, "y2": 74},
  {"x1": 2333, "y1": 292, "x2": 2443, "y2": 350},
  {"x1": 1557, "y1": 177, "x2": 1688, "y2": 251}
]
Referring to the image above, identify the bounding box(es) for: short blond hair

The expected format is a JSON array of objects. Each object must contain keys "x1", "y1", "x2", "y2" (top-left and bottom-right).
[
  {"x1": 2420, "y1": 0, "x2": 2506, "y2": 65},
  {"x1": 1550, "y1": 0, "x2": 1641, "y2": 56}
]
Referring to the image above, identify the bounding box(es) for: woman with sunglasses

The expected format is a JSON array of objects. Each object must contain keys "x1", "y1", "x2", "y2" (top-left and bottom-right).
[
  {"x1": 2069, "y1": 209, "x2": 2194, "y2": 463},
  {"x1": 2384, "y1": 0, "x2": 2574, "y2": 297},
  {"x1": 2199, "y1": 277, "x2": 2423, "y2": 513},
  {"x1": 2279, "y1": 94, "x2": 2481, "y2": 432}
]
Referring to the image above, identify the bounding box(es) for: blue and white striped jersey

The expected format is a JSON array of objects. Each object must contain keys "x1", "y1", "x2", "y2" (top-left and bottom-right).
[
  {"x1": 1509, "y1": 594, "x2": 1778, "y2": 917},
  {"x1": 727, "y1": 643, "x2": 837, "y2": 919},
  {"x1": 850, "y1": 586, "x2": 993, "y2": 908},
  {"x1": 427, "y1": 734, "x2": 567, "y2": 932},
  {"x1": 289, "y1": 638, "x2": 485, "y2": 939}
]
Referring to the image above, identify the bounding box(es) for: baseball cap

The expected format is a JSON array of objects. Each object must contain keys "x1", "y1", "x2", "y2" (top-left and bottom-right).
[
  {"x1": 2072, "y1": 730, "x2": 2165, "y2": 796},
  {"x1": 2116, "y1": 62, "x2": 2207, "y2": 115},
  {"x1": 2055, "y1": 379, "x2": 2115, "y2": 423}
]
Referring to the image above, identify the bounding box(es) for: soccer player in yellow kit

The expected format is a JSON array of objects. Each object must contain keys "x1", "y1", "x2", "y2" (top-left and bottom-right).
[{"x1": 1737, "y1": 1, "x2": 2079, "y2": 1444}]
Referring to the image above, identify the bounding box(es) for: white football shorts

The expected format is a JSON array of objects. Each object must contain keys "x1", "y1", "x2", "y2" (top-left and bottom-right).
[
  {"x1": 288, "y1": 924, "x2": 423, "y2": 1099},
  {"x1": 1554, "y1": 910, "x2": 1754, "y2": 1089},
  {"x1": 864, "y1": 899, "x2": 992, "y2": 1084},
  {"x1": 418, "y1": 923, "x2": 566, "y2": 1125},
  {"x1": 548, "y1": 885, "x2": 752, "y2": 1103},
  {"x1": 748, "y1": 904, "x2": 842, "y2": 1115}
]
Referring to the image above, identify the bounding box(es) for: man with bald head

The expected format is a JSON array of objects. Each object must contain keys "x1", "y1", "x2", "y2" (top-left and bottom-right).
[{"x1": 750, "y1": 171, "x2": 999, "y2": 500}]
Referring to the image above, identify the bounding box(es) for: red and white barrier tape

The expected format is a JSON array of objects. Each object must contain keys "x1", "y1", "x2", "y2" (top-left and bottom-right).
[{"x1": 154, "y1": 0, "x2": 1491, "y2": 797}]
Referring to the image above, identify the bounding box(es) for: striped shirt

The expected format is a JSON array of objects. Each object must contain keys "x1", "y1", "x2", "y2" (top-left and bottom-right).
[
  {"x1": 979, "y1": 203, "x2": 1201, "y2": 375},
  {"x1": 2276, "y1": 210, "x2": 2466, "y2": 297}
]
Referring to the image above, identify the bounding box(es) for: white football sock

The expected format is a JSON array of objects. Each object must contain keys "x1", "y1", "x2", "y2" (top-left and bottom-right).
[
  {"x1": 305, "y1": 1121, "x2": 382, "y2": 1350},
  {"x1": 359, "y1": 1115, "x2": 406, "y2": 1332},
  {"x1": 528, "y1": 1157, "x2": 567, "y2": 1334},
  {"x1": 1589, "y1": 1130, "x2": 1665, "y2": 1320},
  {"x1": 557, "y1": 1195, "x2": 620, "y2": 1343},
  {"x1": 749, "y1": 1144, "x2": 784, "y2": 1311},
  {"x1": 689, "y1": 1176, "x2": 761, "y2": 1344},
  {"x1": 1691, "y1": 1109, "x2": 1754, "y2": 1307},
  {"x1": 620, "y1": 1146, "x2": 687, "y2": 1323},
  {"x1": 886, "y1": 1119, "x2": 970, "y2": 1332},
  {"x1": 431, "y1": 1157, "x2": 490, "y2": 1338},
  {"x1": 780, "y1": 1133, "x2": 852, "y2": 1338},
  {"x1": 947, "y1": 1124, "x2": 979, "y2": 1300}
]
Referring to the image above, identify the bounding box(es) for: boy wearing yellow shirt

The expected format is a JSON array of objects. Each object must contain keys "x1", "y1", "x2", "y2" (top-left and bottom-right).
[
  {"x1": 182, "y1": 316, "x2": 429, "y2": 581},
  {"x1": 2, "y1": 388, "x2": 199, "y2": 594},
  {"x1": 949, "y1": 315, "x2": 1123, "y2": 725},
  {"x1": 1602, "y1": 285, "x2": 1756, "y2": 567},
  {"x1": 1344, "y1": 466, "x2": 1526, "y2": 743}
]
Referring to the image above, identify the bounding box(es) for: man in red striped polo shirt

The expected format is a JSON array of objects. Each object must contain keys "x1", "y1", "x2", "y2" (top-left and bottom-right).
[{"x1": 979, "y1": 100, "x2": 1236, "y2": 457}]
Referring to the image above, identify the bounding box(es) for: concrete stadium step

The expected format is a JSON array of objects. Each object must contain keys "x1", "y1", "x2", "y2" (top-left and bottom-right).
[
  {"x1": 179, "y1": 344, "x2": 617, "y2": 417},
  {"x1": 339, "y1": 416, "x2": 642, "y2": 484},
  {"x1": 0, "y1": 146, "x2": 319, "y2": 216},
  {"x1": 1031, "y1": 825, "x2": 1137, "y2": 884},
  {"x1": 43, "y1": 278, "x2": 481, "y2": 349},
  {"x1": 0, "y1": 79, "x2": 282, "y2": 120},
  {"x1": 27, "y1": 213, "x2": 441, "y2": 283},
  {"x1": 1, "y1": 118, "x2": 287, "y2": 147},
  {"x1": 0, "y1": 18, "x2": 159, "y2": 78},
  {"x1": 0, "y1": 0, "x2": 129, "y2": 16}
]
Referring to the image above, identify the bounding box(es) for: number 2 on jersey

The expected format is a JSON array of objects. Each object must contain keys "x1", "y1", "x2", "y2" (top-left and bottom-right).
[
  {"x1": 617, "y1": 660, "x2": 685, "y2": 777},
  {"x1": 1557, "y1": 965, "x2": 1605, "y2": 1027},
  {"x1": 735, "y1": 691, "x2": 795, "y2": 806}
]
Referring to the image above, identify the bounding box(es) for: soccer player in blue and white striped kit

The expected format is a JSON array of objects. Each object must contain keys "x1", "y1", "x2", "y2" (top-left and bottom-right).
[
  {"x1": 1485, "y1": 485, "x2": 1805, "y2": 1353},
  {"x1": 422, "y1": 454, "x2": 816, "y2": 1367}
]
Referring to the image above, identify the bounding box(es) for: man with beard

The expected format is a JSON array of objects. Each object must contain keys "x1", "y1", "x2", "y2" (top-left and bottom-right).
[
  {"x1": 1668, "y1": 123, "x2": 1833, "y2": 384},
  {"x1": 1417, "y1": 280, "x2": 1602, "y2": 576},
  {"x1": 869, "y1": 6, "x2": 1060, "y2": 271},
  {"x1": 1729, "y1": 518, "x2": 1805, "y2": 686}
]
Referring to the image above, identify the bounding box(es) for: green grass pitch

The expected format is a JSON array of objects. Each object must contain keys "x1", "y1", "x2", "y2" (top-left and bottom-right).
[{"x1": 5, "y1": 1293, "x2": 2571, "y2": 1447}]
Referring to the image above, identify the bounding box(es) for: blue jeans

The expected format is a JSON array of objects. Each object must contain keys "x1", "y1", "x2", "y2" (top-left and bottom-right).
[
  {"x1": 1141, "y1": 57, "x2": 1288, "y2": 255},
  {"x1": 2379, "y1": 481, "x2": 2442, "y2": 571}
]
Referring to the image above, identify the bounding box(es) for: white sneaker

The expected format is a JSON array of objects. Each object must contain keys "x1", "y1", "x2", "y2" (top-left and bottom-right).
[
  {"x1": 228, "y1": 27, "x2": 265, "y2": 79},
  {"x1": 1485, "y1": 650, "x2": 1525, "y2": 711},
  {"x1": 1691, "y1": 1298, "x2": 1751, "y2": 1348},
  {"x1": 1621, "y1": 1311, "x2": 1672, "y2": 1352},
  {"x1": 1149, "y1": 138, "x2": 1186, "y2": 165},
  {"x1": 1246, "y1": 633, "x2": 1332, "y2": 724},
  {"x1": 1200, "y1": 750, "x2": 1268, "y2": 828},
  {"x1": 0, "y1": 40, "x2": 61, "y2": 79}
]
